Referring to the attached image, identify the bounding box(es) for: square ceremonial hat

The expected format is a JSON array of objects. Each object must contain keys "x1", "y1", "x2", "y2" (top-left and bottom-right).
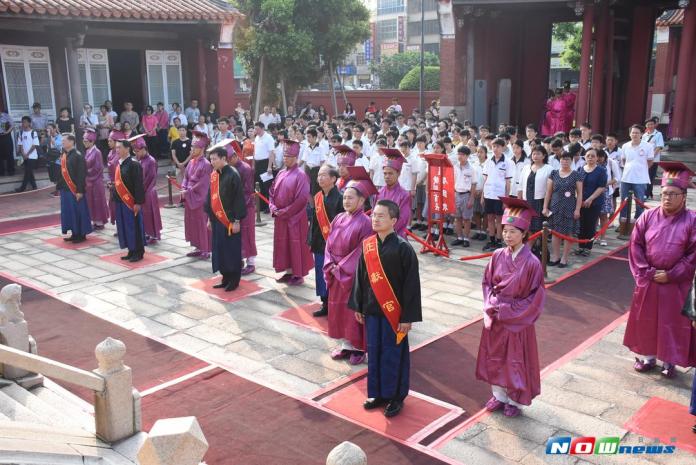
[
  {"x1": 335, "y1": 144, "x2": 357, "y2": 167},
  {"x1": 380, "y1": 148, "x2": 405, "y2": 171},
  {"x1": 346, "y1": 166, "x2": 378, "y2": 197},
  {"x1": 207, "y1": 138, "x2": 239, "y2": 158},
  {"x1": 108, "y1": 130, "x2": 124, "y2": 141},
  {"x1": 192, "y1": 130, "x2": 209, "y2": 149},
  {"x1": 82, "y1": 128, "x2": 97, "y2": 143},
  {"x1": 282, "y1": 138, "x2": 301, "y2": 157},
  {"x1": 658, "y1": 161, "x2": 694, "y2": 190},
  {"x1": 127, "y1": 133, "x2": 147, "y2": 150},
  {"x1": 500, "y1": 196, "x2": 539, "y2": 232}
]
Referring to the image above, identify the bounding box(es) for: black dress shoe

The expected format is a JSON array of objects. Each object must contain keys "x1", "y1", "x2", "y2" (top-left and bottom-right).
[
  {"x1": 129, "y1": 255, "x2": 144, "y2": 263},
  {"x1": 384, "y1": 400, "x2": 404, "y2": 417},
  {"x1": 121, "y1": 253, "x2": 133, "y2": 260},
  {"x1": 63, "y1": 235, "x2": 75, "y2": 242},
  {"x1": 313, "y1": 307, "x2": 328, "y2": 317},
  {"x1": 692, "y1": 423, "x2": 696, "y2": 434},
  {"x1": 71, "y1": 235, "x2": 86, "y2": 244},
  {"x1": 363, "y1": 398, "x2": 388, "y2": 410},
  {"x1": 225, "y1": 281, "x2": 239, "y2": 292},
  {"x1": 212, "y1": 280, "x2": 228, "y2": 289}
]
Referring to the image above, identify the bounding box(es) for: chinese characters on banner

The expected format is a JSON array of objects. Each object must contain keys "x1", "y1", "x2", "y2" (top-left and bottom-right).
[{"x1": 428, "y1": 164, "x2": 455, "y2": 217}]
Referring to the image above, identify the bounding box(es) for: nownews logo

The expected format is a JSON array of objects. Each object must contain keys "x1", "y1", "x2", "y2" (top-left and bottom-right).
[{"x1": 546, "y1": 437, "x2": 676, "y2": 455}]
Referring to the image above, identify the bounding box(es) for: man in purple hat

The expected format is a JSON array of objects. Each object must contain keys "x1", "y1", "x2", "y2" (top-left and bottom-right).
[
  {"x1": 83, "y1": 129, "x2": 109, "y2": 231},
  {"x1": 58, "y1": 133, "x2": 92, "y2": 243},
  {"x1": 227, "y1": 139, "x2": 257, "y2": 275},
  {"x1": 376, "y1": 148, "x2": 412, "y2": 237},
  {"x1": 335, "y1": 144, "x2": 356, "y2": 193},
  {"x1": 181, "y1": 131, "x2": 213, "y2": 258},
  {"x1": 624, "y1": 161, "x2": 696, "y2": 378},
  {"x1": 133, "y1": 134, "x2": 163, "y2": 244},
  {"x1": 113, "y1": 136, "x2": 145, "y2": 262},
  {"x1": 325, "y1": 168, "x2": 375, "y2": 365},
  {"x1": 269, "y1": 139, "x2": 313, "y2": 285},
  {"x1": 477, "y1": 197, "x2": 545, "y2": 418}
]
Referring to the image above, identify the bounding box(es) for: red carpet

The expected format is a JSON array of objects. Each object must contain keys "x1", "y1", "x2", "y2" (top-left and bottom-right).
[
  {"x1": 100, "y1": 252, "x2": 168, "y2": 270},
  {"x1": 612, "y1": 246, "x2": 629, "y2": 259},
  {"x1": 276, "y1": 302, "x2": 327, "y2": 333},
  {"x1": 0, "y1": 275, "x2": 209, "y2": 400},
  {"x1": 0, "y1": 214, "x2": 61, "y2": 236},
  {"x1": 44, "y1": 236, "x2": 108, "y2": 250},
  {"x1": 624, "y1": 397, "x2": 696, "y2": 454},
  {"x1": 141, "y1": 368, "x2": 450, "y2": 465},
  {"x1": 189, "y1": 276, "x2": 264, "y2": 303}
]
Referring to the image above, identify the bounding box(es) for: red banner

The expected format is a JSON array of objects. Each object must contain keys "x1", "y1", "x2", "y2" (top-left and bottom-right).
[
  {"x1": 427, "y1": 164, "x2": 455, "y2": 216},
  {"x1": 115, "y1": 164, "x2": 136, "y2": 212},
  {"x1": 60, "y1": 154, "x2": 78, "y2": 196},
  {"x1": 210, "y1": 170, "x2": 234, "y2": 235},
  {"x1": 314, "y1": 191, "x2": 332, "y2": 241}
]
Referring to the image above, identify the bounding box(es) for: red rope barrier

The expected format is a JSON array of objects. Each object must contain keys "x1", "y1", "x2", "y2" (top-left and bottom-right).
[
  {"x1": 255, "y1": 191, "x2": 271, "y2": 205},
  {"x1": 405, "y1": 231, "x2": 450, "y2": 257},
  {"x1": 633, "y1": 196, "x2": 652, "y2": 210},
  {"x1": 167, "y1": 176, "x2": 182, "y2": 189},
  {"x1": 459, "y1": 252, "x2": 494, "y2": 261},
  {"x1": 548, "y1": 198, "x2": 628, "y2": 243}
]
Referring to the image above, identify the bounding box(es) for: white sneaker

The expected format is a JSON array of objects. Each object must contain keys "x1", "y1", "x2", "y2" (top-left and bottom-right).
[{"x1": 600, "y1": 240, "x2": 608, "y2": 246}]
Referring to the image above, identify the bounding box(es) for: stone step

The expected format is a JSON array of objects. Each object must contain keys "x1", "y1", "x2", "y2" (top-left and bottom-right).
[
  {"x1": 0, "y1": 389, "x2": 47, "y2": 425},
  {"x1": 29, "y1": 381, "x2": 95, "y2": 433}
]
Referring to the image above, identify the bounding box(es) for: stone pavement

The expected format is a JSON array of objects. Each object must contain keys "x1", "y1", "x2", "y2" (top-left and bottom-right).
[{"x1": 0, "y1": 150, "x2": 694, "y2": 464}]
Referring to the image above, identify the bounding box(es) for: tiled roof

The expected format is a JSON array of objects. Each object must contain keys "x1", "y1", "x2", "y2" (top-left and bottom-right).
[
  {"x1": 0, "y1": 0, "x2": 241, "y2": 22},
  {"x1": 656, "y1": 9, "x2": 684, "y2": 27}
]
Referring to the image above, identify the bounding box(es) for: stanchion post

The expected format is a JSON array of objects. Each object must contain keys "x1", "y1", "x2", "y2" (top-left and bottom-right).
[
  {"x1": 255, "y1": 182, "x2": 266, "y2": 227},
  {"x1": 164, "y1": 169, "x2": 176, "y2": 209},
  {"x1": 541, "y1": 222, "x2": 549, "y2": 280},
  {"x1": 618, "y1": 191, "x2": 633, "y2": 240}
]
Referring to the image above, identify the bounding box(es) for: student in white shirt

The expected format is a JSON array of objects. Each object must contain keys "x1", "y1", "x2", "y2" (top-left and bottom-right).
[
  {"x1": 352, "y1": 140, "x2": 370, "y2": 172},
  {"x1": 412, "y1": 135, "x2": 429, "y2": 230},
  {"x1": 369, "y1": 139, "x2": 386, "y2": 188},
  {"x1": 642, "y1": 118, "x2": 665, "y2": 199},
  {"x1": 579, "y1": 123, "x2": 593, "y2": 150},
  {"x1": 451, "y1": 146, "x2": 477, "y2": 247},
  {"x1": 253, "y1": 121, "x2": 276, "y2": 212},
  {"x1": 16, "y1": 116, "x2": 40, "y2": 192},
  {"x1": 397, "y1": 140, "x2": 418, "y2": 194},
  {"x1": 523, "y1": 124, "x2": 538, "y2": 156},
  {"x1": 620, "y1": 124, "x2": 653, "y2": 223},
  {"x1": 481, "y1": 138, "x2": 515, "y2": 250},
  {"x1": 510, "y1": 140, "x2": 530, "y2": 196},
  {"x1": 605, "y1": 133, "x2": 623, "y2": 211}
]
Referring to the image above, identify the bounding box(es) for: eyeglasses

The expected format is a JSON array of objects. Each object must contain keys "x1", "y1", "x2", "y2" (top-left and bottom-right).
[{"x1": 661, "y1": 192, "x2": 684, "y2": 198}]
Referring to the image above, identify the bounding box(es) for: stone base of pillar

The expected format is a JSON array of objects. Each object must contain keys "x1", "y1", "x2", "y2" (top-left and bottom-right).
[{"x1": 438, "y1": 105, "x2": 468, "y2": 119}]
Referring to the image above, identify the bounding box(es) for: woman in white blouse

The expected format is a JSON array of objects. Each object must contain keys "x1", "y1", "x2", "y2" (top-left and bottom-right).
[
  {"x1": 510, "y1": 140, "x2": 530, "y2": 197},
  {"x1": 517, "y1": 146, "x2": 554, "y2": 241}
]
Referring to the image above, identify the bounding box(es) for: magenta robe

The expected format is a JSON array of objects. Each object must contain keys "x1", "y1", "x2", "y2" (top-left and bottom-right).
[
  {"x1": 376, "y1": 183, "x2": 411, "y2": 237},
  {"x1": 107, "y1": 149, "x2": 119, "y2": 224},
  {"x1": 476, "y1": 245, "x2": 545, "y2": 406},
  {"x1": 561, "y1": 92, "x2": 577, "y2": 134},
  {"x1": 269, "y1": 165, "x2": 313, "y2": 276},
  {"x1": 623, "y1": 207, "x2": 696, "y2": 366},
  {"x1": 324, "y1": 211, "x2": 373, "y2": 350},
  {"x1": 182, "y1": 156, "x2": 212, "y2": 252},
  {"x1": 84, "y1": 146, "x2": 109, "y2": 225},
  {"x1": 235, "y1": 160, "x2": 257, "y2": 259},
  {"x1": 139, "y1": 154, "x2": 163, "y2": 240}
]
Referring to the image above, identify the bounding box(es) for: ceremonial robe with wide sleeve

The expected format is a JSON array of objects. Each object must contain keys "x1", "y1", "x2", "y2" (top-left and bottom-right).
[
  {"x1": 376, "y1": 183, "x2": 412, "y2": 238},
  {"x1": 84, "y1": 145, "x2": 109, "y2": 224},
  {"x1": 59, "y1": 148, "x2": 92, "y2": 236},
  {"x1": 113, "y1": 156, "x2": 145, "y2": 252},
  {"x1": 235, "y1": 159, "x2": 257, "y2": 259},
  {"x1": 139, "y1": 153, "x2": 163, "y2": 239},
  {"x1": 182, "y1": 156, "x2": 213, "y2": 252}
]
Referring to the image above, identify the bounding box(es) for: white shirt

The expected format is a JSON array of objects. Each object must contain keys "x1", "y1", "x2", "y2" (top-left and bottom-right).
[
  {"x1": 253, "y1": 132, "x2": 276, "y2": 161},
  {"x1": 454, "y1": 161, "x2": 475, "y2": 193},
  {"x1": 641, "y1": 130, "x2": 665, "y2": 162},
  {"x1": 19, "y1": 129, "x2": 40, "y2": 160},
  {"x1": 511, "y1": 157, "x2": 530, "y2": 195},
  {"x1": 482, "y1": 156, "x2": 514, "y2": 199},
  {"x1": 621, "y1": 141, "x2": 653, "y2": 184},
  {"x1": 273, "y1": 143, "x2": 285, "y2": 169},
  {"x1": 518, "y1": 164, "x2": 554, "y2": 200},
  {"x1": 548, "y1": 154, "x2": 561, "y2": 170},
  {"x1": 355, "y1": 156, "x2": 370, "y2": 171},
  {"x1": 605, "y1": 158, "x2": 621, "y2": 196},
  {"x1": 369, "y1": 152, "x2": 386, "y2": 187},
  {"x1": 258, "y1": 113, "x2": 275, "y2": 128},
  {"x1": 325, "y1": 148, "x2": 339, "y2": 169},
  {"x1": 398, "y1": 154, "x2": 420, "y2": 191},
  {"x1": 607, "y1": 147, "x2": 623, "y2": 180},
  {"x1": 171, "y1": 112, "x2": 188, "y2": 126},
  {"x1": 302, "y1": 143, "x2": 324, "y2": 168}
]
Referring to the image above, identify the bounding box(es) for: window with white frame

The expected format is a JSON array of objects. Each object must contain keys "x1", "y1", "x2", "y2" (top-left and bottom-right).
[
  {"x1": 145, "y1": 50, "x2": 183, "y2": 109},
  {"x1": 77, "y1": 48, "x2": 111, "y2": 108},
  {"x1": 0, "y1": 45, "x2": 56, "y2": 119}
]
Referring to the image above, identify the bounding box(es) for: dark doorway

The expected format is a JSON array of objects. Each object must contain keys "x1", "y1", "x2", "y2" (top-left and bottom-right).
[{"x1": 108, "y1": 50, "x2": 145, "y2": 114}]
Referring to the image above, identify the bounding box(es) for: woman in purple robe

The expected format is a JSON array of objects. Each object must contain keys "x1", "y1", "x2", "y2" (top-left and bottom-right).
[
  {"x1": 269, "y1": 139, "x2": 313, "y2": 286},
  {"x1": 324, "y1": 178, "x2": 375, "y2": 365},
  {"x1": 106, "y1": 130, "x2": 123, "y2": 227},
  {"x1": 376, "y1": 148, "x2": 411, "y2": 237},
  {"x1": 181, "y1": 134, "x2": 213, "y2": 258},
  {"x1": 133, "y1": 137, "x2": 163, "y2": 244},
  {"x1": 624, "y1": 162, "x2": 696, "y2": 378},
  {"x1": 83, "y1": 129, "x2": 109, "y2": 230},
  {"x1": 476, "y1": 197, "x2": 546, "y2": 417}
]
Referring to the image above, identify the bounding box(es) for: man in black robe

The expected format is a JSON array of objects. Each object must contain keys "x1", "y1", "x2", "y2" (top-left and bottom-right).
[
  {"x1": 205, "y1": 146, "x2": 247, "y2": 292},
  {"x1": 349, "y1": 199, "x2": 422, "y2": 418},
  {"x1": 59, "y1": 134, "x2": 92, "y2": 243},
  {"x1": 308, "y1": 164, "x2": 344, "y2": 317},
  {"x1": 113, "y1": 137, "x2": 146, "y2": 262}
]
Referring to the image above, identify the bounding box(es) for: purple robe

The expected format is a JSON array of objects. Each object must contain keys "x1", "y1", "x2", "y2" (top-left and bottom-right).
[
  {"x1": 235, "y1": 159, "x2": 257, "y2": 259},
  {"x1": 84, "y1": 146, "x2": 109, "y2": 225},
  {"x1": 623, "y1": 207, "x2": 696, "y2": 366},
  {"x1": 269, "y1": 164, "x2": 313, "y2": 276},
  {"x1": 476, "y1": 245, "x2": 545, "y2": 406},
  {"x1": 323, "y1": 211, "x2": 373, "y2": 350},
  {"x1": 139, "y1": 154, "x2": 163, "y2": 240},
  {"x1": 376, "y1": 183, "x2": 411, "y2": 237},
  {"x1": 107, "y1": 149, "x2": 119, "y2": 224},
  {"x1": 561, "y1": 92, "x2": 577, "y2": 134},
  {"x1": 182, "y1": 156, "x2": 212, "y2": 252}
]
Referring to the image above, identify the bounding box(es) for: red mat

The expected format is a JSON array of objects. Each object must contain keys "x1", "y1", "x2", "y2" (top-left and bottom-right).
[
  {"x1": 100, "y1": 252, "x2": 168, "y2": 270},
  {"x1": 141, "y1": 368, "x2": 450, "y2": 465},
  {"x1": 320, "y1": 377, "x2": 459, "y2": 443},
  {"x1": 189, "y1": 276, "x2": 264, "y2": 303},
  {"x1": 44, "y1": 236, "x2": 108, "y2": 250},
  {"x1": 0, "y1": 213, "x2": 61, "y2": 236},
  {"x1": 276, "y1": 303, "x2": 327, "y2": 333},
  {"x1": 624, "y1": 397, "x2": 696, "y2": 454},
  {"x1": 0, "y1": 275, "x2": 209, "y2": 400}
]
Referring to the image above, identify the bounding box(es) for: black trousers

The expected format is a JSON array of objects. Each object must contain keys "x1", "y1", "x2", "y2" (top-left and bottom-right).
[
  {"x1": 646, "y1": 163, "x2": 658, "y2": 198},
  {"x1": 145, "y1": 135, "x2": 159, "y2": 158},
  {"x1": 19, "y1": 158, "x2": 37, "y2": 190},
  {"x1": 0, "y1": 133, "x2": 14, "y2": 176},
  {"x1": 157, "y1": 129, "x2": 169, "y2": 156},
  {"x1": 254, "y1": 158, "x2": 271, "y2": 212},
  {"x1": 578, "y1": 205, "x2": 601, "y2": 250}
]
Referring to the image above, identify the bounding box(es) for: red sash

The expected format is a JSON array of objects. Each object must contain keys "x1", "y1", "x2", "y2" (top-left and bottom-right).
[
  {"x1": 362, "y1": 234, "x2": 406, "y2": 344},
  {"x1": 210, "y1": 170, "x2": 234, "y2": 235},
  {"x1": 60, "y1": 154, "x2": 78, "y2": 195},
  {"x1": 115, "y1": 164, "x2": 136, "y2": 212},
  {"x1": 314, "y1": 191, "x2": 332, "y2": 241}
]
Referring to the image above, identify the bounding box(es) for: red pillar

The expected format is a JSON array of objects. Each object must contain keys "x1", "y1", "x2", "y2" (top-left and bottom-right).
[
  {"x1": 603, "y1": 9, "x2": 615, "y2": 133},
  {"x1": 216, "y1": 48, "x2": 236, "y2": 116},
  {"x1": 671, "y1": 3, "x2": 696, "y2": 138},
  {"x1": 589, "y1": 1, "x2": 609, "y2": 131},
  {"x1": 622, "y1": 5, "x2": 655, "y2": 129},
  {"x1": 576, "y1": 4, "x2": 594, "y2": 126},
  {"x1": 439, "y1": 37, "x2": 457, "y2": 113},
  {"x1": 196, "y1": 39, "x2": 208, "y2": 108},
  {"x1": 683, "y1": 45, "x2": 696, "y2": 139}
]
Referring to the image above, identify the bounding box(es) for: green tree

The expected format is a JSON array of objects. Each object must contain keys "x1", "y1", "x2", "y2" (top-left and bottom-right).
[
  {"x1": 371, "y1": 51, "x2": 439, "y2": 89},
  {"x1": 552, "y1": 22, "x2": 582, "y2": 71},
  {"x1": 398, "y1": 66, "x2": 440, "y2": 91}
]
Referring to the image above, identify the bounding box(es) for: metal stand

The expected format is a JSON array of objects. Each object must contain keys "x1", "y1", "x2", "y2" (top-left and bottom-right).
[{"x1": 255, "y1": 182, "x2": 266, "y2": 227}]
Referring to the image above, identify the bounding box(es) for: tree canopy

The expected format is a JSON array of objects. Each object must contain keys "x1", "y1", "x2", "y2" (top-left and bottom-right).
[
  {"x1": 371, "y1": 51, "x2": 440, "y2": 89},
  {"x1": 552, "y1": 22, "x2": 582, "y2": 71},
  {"x1": 399, "y1": 66, "x2": 440, "y2": 91}
]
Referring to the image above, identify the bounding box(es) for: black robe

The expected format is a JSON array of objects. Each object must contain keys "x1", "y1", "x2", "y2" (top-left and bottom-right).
[
  {"x1": 307, "y1": 186, "x2": 344, "y2": 254},
  {"x1": 112, "y1": 156, "x2": 145, "y2": 205},
  {"x1": 57, "y1": 148, "x2": 86, "y2": 194},
  {"x1": 204, "y1": 165, "x2": 247, "y2": 224},
  {"x1": 349, "y1": 232, "x2": 422, "y2": 323}
]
